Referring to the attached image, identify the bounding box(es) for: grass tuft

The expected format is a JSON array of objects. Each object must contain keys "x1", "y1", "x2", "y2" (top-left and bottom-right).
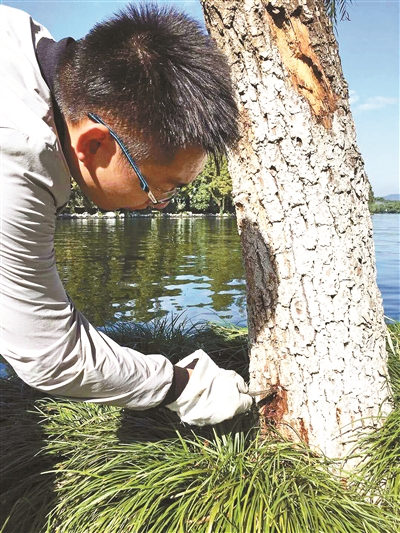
[
  {"x1": 102, "y1": 316, "x2": 249, "y2": 379},
  {"x1": 387, "y1": 321, "x2": 400, "y2": 406},
  {"x1": 45, "y1": 429, "x2": 397, "y2": 533},
  {"x1": 1, "y1": 318, "x2": 399, "y2": 532}
]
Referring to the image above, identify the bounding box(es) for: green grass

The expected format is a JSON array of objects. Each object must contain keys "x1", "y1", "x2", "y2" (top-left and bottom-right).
[
  {"x1": 1, "y1": 319, "x2": 399, "y2": 532},
  {"x1": 102, "y1": 316, "x2": 250, "y2": 380}
]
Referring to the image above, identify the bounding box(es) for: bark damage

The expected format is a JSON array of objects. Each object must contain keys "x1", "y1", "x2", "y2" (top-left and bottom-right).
[
  {"x1": 258, "y1": 386, "x2": 289, "y2": 424},
  {"x1": 264, "y1": 4, "x2": 337, "y2": 128}
]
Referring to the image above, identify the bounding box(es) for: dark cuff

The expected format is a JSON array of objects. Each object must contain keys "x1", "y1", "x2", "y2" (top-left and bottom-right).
[
  {"x1": 159, "y1": 366, "x2": 190, "y2": 406},
  {"x1": 159, "y1": 359, "x2": 199, "y2": 407}
]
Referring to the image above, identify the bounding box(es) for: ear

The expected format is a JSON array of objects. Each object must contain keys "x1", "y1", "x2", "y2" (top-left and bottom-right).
[{"x1": 74, "y1": 123, "x2": 111, "y2": 166}]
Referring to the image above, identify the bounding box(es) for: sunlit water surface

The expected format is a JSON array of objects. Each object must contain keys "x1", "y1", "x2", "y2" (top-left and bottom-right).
[
  {"x1": 55, "y1": 217, "x2": 247, "y2": 327},
  {"x1": 53, "y1": 214, "x2": 399, "y2": 327}
]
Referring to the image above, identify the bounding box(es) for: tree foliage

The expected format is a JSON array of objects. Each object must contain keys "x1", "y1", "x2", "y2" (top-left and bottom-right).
[
  {"x1": 67, "y1": 179, "x2": 97, "y2": 214},
  {"x1": 370, "y1": 199, "x2": 400, "y2": 214},
  {"x1": 324, "y1": 0, "x2": 353, "y2": 25},
  {"x1": 174, "y1": 158, "x2": 234, "y2": 215}
]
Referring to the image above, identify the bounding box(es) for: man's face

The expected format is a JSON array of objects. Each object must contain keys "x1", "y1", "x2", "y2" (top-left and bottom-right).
[{"x1": 79, "y1": 145, "x2": 207, "y2": 211}]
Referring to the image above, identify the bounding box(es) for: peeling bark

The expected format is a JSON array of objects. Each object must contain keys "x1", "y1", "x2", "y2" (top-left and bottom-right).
[
  {"x1": 201, "y1": 0, "x2": 391, "y2": 460},
  {"x1": 264, "y1": 3, "x2": 337, "y2": 127}
]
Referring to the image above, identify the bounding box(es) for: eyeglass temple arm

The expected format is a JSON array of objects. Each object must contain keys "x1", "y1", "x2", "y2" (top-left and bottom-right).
[{"x1": 87, "y1": 112, "x2": 149, "y2": 192}]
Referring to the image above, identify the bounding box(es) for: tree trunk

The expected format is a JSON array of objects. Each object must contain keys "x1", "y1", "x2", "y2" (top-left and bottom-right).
[{"x1": 201, "y1": 0, "x2": 391, "y2": 460}]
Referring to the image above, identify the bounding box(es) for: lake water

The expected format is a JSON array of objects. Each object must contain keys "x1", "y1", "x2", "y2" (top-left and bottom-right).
[
  {"x1": 54, "y1": 214, "x2": 399, "y2": 327},
  {"x1": 372, "y1": 214, "x2": 399, "y2": 322},
  {"x1": 55, "y1": 216, "x2": 247, "y2": 327}
]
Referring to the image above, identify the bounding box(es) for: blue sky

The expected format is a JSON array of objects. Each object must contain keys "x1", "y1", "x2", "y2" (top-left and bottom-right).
[{"x1": 2, "y1": 0, "x2": 398, "y2": 196}]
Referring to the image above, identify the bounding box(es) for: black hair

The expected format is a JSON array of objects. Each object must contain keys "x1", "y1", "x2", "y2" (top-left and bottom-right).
[{"x1": 55, "y1": 2, "x2": 239, "y2": 163}]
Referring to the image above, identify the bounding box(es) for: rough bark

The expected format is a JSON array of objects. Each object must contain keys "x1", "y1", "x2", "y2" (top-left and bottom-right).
[{"x1": 201, "y1": 0, "x2": 391, "y2": 459}]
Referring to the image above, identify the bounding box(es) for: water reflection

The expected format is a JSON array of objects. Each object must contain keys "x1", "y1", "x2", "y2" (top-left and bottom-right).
[
  {"x1": 54, "y1": 214, "x2": 398, "y2": 328},
  {"x1": 54, "y1": 217, "x2": 247, "y2": 327}
]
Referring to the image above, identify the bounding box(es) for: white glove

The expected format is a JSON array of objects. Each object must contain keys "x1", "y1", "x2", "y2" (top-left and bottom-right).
[{"x1": 166, "y1": 349, "x2": 253, "y2": 426}]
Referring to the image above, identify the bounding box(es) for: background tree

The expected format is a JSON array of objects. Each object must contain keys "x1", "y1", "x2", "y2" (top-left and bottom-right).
[
  {"x1": 66, "y1": 179, "x2": 97, "y2": 214},
  {"x1": 207, "y1": 159, "x2": 234, "y2": 215},
  {"x1": 176, "y1": 158, "x2": 235, "y2": 214},
  {"x1": 200, "y1": 0, "x2": 391, "y2": 460}
]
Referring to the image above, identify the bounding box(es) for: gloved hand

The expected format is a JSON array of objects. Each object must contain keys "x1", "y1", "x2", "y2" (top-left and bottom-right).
[{"x1": 166, "y1": 349, "x2": 253, "y2": 426}]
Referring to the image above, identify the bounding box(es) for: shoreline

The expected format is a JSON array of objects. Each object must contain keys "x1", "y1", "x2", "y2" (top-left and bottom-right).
[{"x1": 58, "y1": 211, "x2": 237, "y2": 220}]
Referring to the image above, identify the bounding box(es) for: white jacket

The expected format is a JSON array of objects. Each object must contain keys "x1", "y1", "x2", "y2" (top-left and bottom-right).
[{"x1": 0, "y1": 6, "x2": 174, "y2": 409}]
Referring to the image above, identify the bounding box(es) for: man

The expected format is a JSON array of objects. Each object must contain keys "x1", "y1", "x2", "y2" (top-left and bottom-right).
[{"x1": 0, "y1": 3, "x2": 252, "y2": 425}]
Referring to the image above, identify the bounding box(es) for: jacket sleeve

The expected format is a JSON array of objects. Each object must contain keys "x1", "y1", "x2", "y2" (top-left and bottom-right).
[{"x1": 0, "y1": 129, "x2": 174, "y2": 409}]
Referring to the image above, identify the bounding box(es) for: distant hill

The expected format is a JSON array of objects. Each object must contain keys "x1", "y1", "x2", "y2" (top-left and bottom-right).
[{"x1": 383, "y1": 194, "x2": 400, "y2": 201}]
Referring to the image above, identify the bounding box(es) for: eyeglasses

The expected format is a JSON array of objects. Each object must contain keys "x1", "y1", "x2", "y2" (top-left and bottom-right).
[{"x1": 88, "y1": 113, "x2": 178, "y2": 206}]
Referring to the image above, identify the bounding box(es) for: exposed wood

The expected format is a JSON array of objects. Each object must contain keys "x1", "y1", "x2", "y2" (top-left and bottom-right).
[{"x1": 265, "y1": 4, "x2": 337, "y2": 127}]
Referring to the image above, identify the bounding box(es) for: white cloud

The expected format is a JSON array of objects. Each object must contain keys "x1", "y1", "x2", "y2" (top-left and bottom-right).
[
  {"x1": 358, "y1": 96, "x2": 397, "y2": 111},
  {"x1": 355, "y1": 95, "x2": 397, "y2": 112},
  {"x1": 349, "y1": 90, "x2": 359, "y2": 105}
]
